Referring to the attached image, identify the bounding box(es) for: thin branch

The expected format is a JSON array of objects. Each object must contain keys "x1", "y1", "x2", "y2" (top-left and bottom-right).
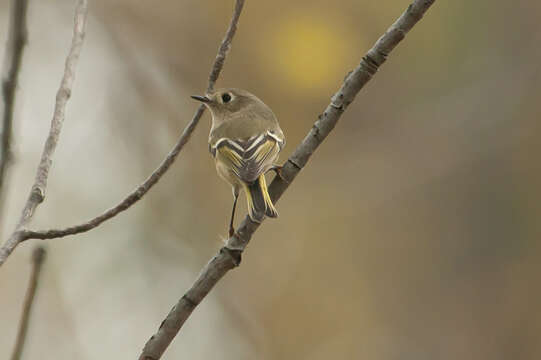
[
  {"x1": 15, "y1": 0, "x2": 246, "y2": 246},
  {"x1": 0, "y1": 0, "x2": 29, "y2": 217},
  {"x1": 0, "y1": 0, "x2": 88, "y2": 267},
  {"x1": 9, "y1": 246, "x2": 47, "y2": 360},
  {"x1": 138, "y1": 0, "x2": 437, "y2": 358}
]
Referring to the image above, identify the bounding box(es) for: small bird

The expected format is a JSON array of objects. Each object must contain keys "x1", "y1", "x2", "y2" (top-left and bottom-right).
[{"x1": 191, "y1": 88, "x2": 285, "y2": 237}]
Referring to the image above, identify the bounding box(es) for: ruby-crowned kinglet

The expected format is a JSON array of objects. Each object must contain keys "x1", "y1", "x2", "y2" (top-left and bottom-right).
[{"x1": 191, "y1": 88, "x2": 285, "y2": 236}]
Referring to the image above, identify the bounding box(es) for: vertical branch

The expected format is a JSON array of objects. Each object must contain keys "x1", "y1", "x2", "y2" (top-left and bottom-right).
[
  {"x1": 0, "y1": 0, "x2": 29, "y2": 211},
  {"x1": 9, "y1": 246, "x2": 47, "y2": 360},
  {"x1": 0, "y1": 0, "x2": 88, "y2": 266},
  {"x1": 206, "y1": 0, "x2": 244, "y2": 92},
  {"x1": 31, "y1": 0, "x2": 87, "y2": 203}
]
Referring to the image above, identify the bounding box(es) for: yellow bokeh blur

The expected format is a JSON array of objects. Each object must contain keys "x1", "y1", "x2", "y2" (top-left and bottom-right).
[{"x1": 261, "y1": 14, "x2": 357, "y2": 94}]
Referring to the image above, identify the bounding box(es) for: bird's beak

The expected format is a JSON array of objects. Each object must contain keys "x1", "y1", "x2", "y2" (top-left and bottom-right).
[{"x1": 191, "y1": 95, "x2": 211, "y2": 103}]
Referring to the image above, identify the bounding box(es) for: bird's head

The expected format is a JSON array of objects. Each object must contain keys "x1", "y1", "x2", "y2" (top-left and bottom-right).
[{"x1": 191, "y1": 88, "x2": 261, "y2": 116}]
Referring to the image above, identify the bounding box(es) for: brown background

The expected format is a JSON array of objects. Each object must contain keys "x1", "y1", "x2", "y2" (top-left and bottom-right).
[{"x1": 1, "y1": 0, "x2": 540, "y2": 359}]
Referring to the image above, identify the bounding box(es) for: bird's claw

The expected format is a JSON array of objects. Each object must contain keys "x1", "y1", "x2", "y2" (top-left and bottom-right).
[{"x1": 270, "y1": 165, "x2": 286, "y2": 181}]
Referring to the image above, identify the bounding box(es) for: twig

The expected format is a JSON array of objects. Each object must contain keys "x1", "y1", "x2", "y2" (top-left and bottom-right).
[
  {"x1": 9, "y1": 246, "x2": 47, "y2": 360},
  {"x1": 14, "y1": 0, "x2": 246, "y2": 246},
  {"x1": 0, "y1": 0, "x2": 29, "y2": 218},
  {"x1": 0, "y1": 0, "x2": 88, "y2": 267},
  {"x1": 138, "y1": 0, "x2": 437, "y2": 358}
]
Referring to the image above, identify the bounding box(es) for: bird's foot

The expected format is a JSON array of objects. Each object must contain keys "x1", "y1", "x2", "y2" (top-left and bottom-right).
[
  {"x1": 269, "y1": 165, "x2": 286, "y2": 181},
  {"x1": 229, "y1": 226, "x2": 238, "y2": 239}
]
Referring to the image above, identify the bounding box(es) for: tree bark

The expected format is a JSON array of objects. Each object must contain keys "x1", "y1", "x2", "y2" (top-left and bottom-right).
[{"x1": 0, "y1": 0, "x2": 88, "y2": 266}]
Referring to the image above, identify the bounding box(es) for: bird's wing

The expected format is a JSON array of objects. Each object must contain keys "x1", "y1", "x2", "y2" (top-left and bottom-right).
[{"x1": 212, "y1": 131, "x2": 284, "y2": 183}]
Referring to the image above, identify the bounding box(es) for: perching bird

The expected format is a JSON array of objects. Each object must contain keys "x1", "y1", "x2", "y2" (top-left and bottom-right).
[{"x1": 191, "y1": 88, "x2": 285, "y2": 237}]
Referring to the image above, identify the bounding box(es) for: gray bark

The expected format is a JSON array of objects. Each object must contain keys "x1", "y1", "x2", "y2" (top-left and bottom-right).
[
  {"x1": 0, "y1": 0, "x2": 29, "y2": 221},
  {"x1": 9, "y1": 247, "x2": 46, "y2": 360},
  {"x1": 0, "y1": 0, "x2": 88, "y2": 266}
]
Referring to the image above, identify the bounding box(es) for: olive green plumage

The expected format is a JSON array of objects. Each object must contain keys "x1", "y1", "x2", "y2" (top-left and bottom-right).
[{"x1": 191, "y1": 88, "x2": 285, "y2": 236}]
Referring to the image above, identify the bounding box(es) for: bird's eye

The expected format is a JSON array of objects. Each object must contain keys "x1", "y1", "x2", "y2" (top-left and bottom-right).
[{"x1": 221, "y1": 93, "x2": 232, "y2": 103}]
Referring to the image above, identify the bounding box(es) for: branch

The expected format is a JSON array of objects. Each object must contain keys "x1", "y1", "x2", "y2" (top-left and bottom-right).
[
  {"x1": 1, "y1": 0, "x2": 29, "y2": 212},
  {"x1": 14, "y1": 0, "x2": 246, "y2": 246},
  {"x1": 138, "y1": 0, "x2": 437, "y2": 358},
  {"x1": 9, "y1": 246, "x2": 47, "y2": 360},
  {"x1": 0, "y1": 0, "x2": 88, "y2": 267}
]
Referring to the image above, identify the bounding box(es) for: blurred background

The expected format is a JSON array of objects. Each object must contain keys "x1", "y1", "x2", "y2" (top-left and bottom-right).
[{"x1": 1, "y1": 0, "x2": 540, "y2": 359}]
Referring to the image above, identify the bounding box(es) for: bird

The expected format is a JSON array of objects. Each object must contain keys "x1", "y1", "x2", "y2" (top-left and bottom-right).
[{"x1": 191, "y1": 88, "x2": 285, "y2": 237}]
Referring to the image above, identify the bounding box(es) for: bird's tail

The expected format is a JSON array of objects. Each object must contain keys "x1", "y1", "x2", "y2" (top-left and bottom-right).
[{"x1": 244, "y1": 174, "x2": 277, "y2": 223}]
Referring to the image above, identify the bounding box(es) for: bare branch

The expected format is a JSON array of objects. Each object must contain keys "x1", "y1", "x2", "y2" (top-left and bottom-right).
[
  {"x1": 0, "y1": 0, "x2": 88, "y2": 266},
  {"x1": 1, "y1": 0, "x2": 29, "y2": 213},
  {"x1": 207, "y1": 0, "x2": 244, "y2": 93},
  {"x1": 16, "y1": 0, "x2": 246, "y2": 246},
  {"x1": 138, "y1": 0, "x2": 437, "y2": 358},
  {"x1": 9, "y1": 246, "x2": 47, "y2": 360}
]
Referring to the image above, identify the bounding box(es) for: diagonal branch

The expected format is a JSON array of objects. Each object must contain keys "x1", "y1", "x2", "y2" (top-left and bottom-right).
[
  {"x1": 138, "y1": 0, "x2": 437, "y2": 358},
  {"x1": 1, "y1": 0, "x2": 29, "y2": 215},
  {"x1": 0, "y1": 0, "x2": 88, "y2": 267},
  {"x1": 13, "y1": 0, "x2": 246, "y2": 247},
  {"x1": 9, "y1": 246, "x2": 47, "y2": 360}
]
